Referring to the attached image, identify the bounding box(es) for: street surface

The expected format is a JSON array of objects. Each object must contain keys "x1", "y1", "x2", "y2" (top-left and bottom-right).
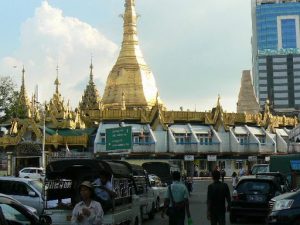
[{"x1": 144, "y1": 179, "x2": 266, "y2": 225}]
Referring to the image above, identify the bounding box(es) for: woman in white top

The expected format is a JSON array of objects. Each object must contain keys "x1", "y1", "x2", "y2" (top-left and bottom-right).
[
  {"x1": 232, "y1": 172, "x2": 238, "y2": 189},
  {"x1": 71, "y1": 181, "x2": 104, "y2": 225}
]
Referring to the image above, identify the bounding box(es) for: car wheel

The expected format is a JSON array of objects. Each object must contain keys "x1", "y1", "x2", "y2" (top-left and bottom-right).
[{"x1": 230, "y1": 213, "x2": 237, "y2": 223}]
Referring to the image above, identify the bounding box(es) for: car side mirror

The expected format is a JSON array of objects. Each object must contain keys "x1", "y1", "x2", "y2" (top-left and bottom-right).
[
  {"x1": 28, "y1": 191, "x2": 36, "y2": 197},
  {"x1": 39, "y1": 215, "x2": 52, "y2": 225}
]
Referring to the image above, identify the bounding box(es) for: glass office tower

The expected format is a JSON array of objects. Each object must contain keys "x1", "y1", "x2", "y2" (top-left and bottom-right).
[{"x1": 252, "y1": 0, "x2": 300, "y2": 112}]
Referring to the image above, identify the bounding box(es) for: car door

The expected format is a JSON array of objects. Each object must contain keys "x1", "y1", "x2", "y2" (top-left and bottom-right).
[
  {"x1": 10, "y1": 181, "x2": 40, "y2": 212},
  {"x1": 0, "y1": 200, "x2": 38, "y2": 225},
  {"x1": 0, "y1": 206, "x2": 9, "y2": 225}
]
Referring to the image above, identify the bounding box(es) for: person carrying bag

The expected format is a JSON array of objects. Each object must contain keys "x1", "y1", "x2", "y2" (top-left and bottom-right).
[{"x1": 161, "y1": 171, "x2": 192, "y2": 225}]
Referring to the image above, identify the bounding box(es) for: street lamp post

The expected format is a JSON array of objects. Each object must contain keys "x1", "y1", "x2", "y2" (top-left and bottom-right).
[
  {"x1": 42, "y1": 111, "x2": 45, "y2": 169},
  {"x1": 36, "y1": 101, "x2": 46, "y2": 169}
]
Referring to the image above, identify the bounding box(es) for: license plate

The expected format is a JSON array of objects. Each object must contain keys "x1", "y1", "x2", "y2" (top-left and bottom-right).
[{"x1": 248, "y1": 195, "x2": 263, "y2": 202}]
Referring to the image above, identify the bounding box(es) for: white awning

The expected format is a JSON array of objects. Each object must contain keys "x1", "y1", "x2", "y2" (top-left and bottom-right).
[
  {"x1": 234, "y1": 126, "x2": 248, "y2": 135},
  {"x1": 170, "y1": 125, "x2": 190, "y2": 134},
  {"x1": 190, "y1": 125, "x2": 211, "y2": 134},
  {"x1": 247, "y1": 126, "x2": 265, "y2": 135}
]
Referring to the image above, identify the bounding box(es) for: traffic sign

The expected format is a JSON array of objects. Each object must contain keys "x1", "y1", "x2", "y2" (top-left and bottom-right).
[
  {"x1": 207, "y1": 155, "x2": 217, "y2": 161},
  {"x1": 184, "y1": 155, "x2": 194, "y2": 161},
  {"x1": 106, "y1": 126, "x2": 132, "y2": 151}
]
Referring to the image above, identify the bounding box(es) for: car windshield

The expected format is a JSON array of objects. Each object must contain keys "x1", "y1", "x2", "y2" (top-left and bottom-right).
[
  {"x1": 252, "y1": 165, "x2": 269, "y2": 174},
  {"x1": 237, "y1": 180, "x2": 271, "y2": 194},
  {"x1": 29, "y1": 180, "x2": 43, "y2": 194}
]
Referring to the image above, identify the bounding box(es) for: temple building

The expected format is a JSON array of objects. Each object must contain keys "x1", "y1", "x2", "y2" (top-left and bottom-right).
[{"x1": 0, "y1": 0, "x2": 298, "y2": 176}]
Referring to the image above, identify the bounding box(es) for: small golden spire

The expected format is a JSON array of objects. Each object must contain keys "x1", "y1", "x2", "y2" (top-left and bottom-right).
[
  {"x1": 89, "y1": 57, "x2": 94, "y2": 83},
  {"x1": 54, "y1": 65, "x2": 61, "y2": 94}
]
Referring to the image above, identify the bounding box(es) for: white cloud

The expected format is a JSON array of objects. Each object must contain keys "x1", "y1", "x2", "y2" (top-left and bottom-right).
[{"x1": 0, "y1": 1, "x2": 118, "y2": 108}]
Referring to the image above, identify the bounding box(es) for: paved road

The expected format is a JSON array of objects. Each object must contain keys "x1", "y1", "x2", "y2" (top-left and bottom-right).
[{"x1": 144, "y1": 179, "x2": 266, "y2": 225}]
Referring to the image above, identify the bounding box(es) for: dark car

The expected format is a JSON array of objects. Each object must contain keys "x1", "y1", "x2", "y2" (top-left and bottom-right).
[
  {"x1": 267, "y1": 190, "x2": 300, "y2": 225},
  {"x1": 230, "y1": 175, "x2": 283, "y2": 223},
  {"x1": 256, "y1": 172, "x2": 291, "y2": 192},
  {"x1": 0, "y1": 193, "x2": 51, "y2": 225}
]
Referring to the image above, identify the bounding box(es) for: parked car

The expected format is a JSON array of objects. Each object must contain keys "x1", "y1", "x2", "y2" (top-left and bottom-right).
[
  {"x1": 19, "y1": 167, "x2": 45, "y2": 180},
  {"x1": 0, "y1": 193, "x2": 51, "y2": 225},
  {"x1": 0, "y1": 177, "x2": 44, "y2": 215},
  {"x1": 230, "y1": 175, "x2": 283, "y2": 223},
  {"x1": 267, "y1": 190, "x2": 300, "y2": 225}
]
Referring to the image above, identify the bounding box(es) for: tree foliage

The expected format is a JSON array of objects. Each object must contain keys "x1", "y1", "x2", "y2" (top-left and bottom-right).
[{"x1": 0, "y1": 76, "x2": 19, "y2": 122}]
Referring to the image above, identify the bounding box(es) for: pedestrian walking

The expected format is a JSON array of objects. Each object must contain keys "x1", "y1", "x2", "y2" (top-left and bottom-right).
[
  {"x1": 161, "y1": 171, "x2": 192, "y2": 225},
  {"x1": 71, "y1": 181, "x2": 104, "y2": 225},
  {"x1": 220, "y1": 168, "x2": 226, "y2": 183},
  {"x1": 231, "y1": 172, "x2": 238, "y2": 189},
  {"x1": 207, "y1": 170, "x2": 231, "y2": 225},
  {"x1": 239, "y1": 167, "x2": 245, "y2": 177}
]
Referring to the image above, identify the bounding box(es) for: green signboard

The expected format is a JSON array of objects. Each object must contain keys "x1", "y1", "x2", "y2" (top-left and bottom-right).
[{"x1": 106, "y1": 126, "x2": 132, "y2": 151}]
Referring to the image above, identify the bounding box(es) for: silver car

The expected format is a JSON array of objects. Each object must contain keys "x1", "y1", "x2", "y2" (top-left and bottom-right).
[{"x1": 0, "y1": 177, "x2": 44, "y2": 215}]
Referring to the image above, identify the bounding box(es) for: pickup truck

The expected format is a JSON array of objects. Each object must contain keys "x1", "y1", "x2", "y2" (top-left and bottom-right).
[{"x1": 114, "y1": 161, "x2": 166, "y2": 220}]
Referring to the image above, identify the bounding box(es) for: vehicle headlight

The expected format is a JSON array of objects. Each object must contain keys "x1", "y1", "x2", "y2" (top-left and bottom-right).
[{"x1": 273, "y1": 199, "x2": 294, "y2": 211}]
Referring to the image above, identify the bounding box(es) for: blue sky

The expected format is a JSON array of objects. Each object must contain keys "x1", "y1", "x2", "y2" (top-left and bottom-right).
[{"x1": 0, "y1": 0, "x2": 252, "y2": 112}]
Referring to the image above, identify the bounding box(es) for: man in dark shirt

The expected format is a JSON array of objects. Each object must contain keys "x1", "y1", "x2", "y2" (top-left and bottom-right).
[{"x1": 207, "y1": 170, "x2": 231, "y2": 225}]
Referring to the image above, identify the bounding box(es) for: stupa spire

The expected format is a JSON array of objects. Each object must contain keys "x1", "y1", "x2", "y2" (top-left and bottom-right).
[
  {"x1": 79, "y1": 62, "x2": 101, "y2": 111},
  {"x1": 101, "y1": 0, "x2": 162, "y2": 109},
  {"x1": 16, "y1": 66, "x2": 32, "y2": 118},
  {"x1": 89, "y1": 57, "x2": 94, "y2": 83},
  {"x1": 54, "y1": 65, "x2": 60, "y2": 94}
]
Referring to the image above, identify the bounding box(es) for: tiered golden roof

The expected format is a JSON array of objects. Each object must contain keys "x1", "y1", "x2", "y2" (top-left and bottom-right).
[
  {"x1": 45, "y1": 68, "x2": 85, "y2": 129},
  {"x1": 16, "y1": 67, "x2": 32, "y2": 119},
  {"x1": 79, "y1": 61, "x2": 102, "y2": 112},
  {"x1": 101, "y1": 0, "x2": 162, "y2": 110}
]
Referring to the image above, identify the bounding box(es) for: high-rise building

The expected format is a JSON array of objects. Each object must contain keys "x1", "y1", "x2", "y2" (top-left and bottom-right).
[{"x1": 252, "y1": 0, "x2": 300, "y2": 113}]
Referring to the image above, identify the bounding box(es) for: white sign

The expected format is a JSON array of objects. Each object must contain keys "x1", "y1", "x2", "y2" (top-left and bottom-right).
[
  {"x1": 248, "y1": 156, "x2": 257, "y2": 162},
  {"x1": 207, "y1": 155, "x2": 217, "y2": 161},
  {"x1": 265, "y1": 156, "x2": 270, "y2": 162},
  {"x1": 184, "y1": 155, "x2": 194, "y2": 161}
]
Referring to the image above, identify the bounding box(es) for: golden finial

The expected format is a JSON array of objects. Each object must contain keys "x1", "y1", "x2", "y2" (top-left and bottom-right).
[
  {"x1": 54, "y1": 65, "x2": 61, "y2": 94},
  {"x1": 125, "y1": 0, "x2": 135, "y2": 7},
  {"x1": 89, "y1": 56, "x2": 94, "y2": 82}
]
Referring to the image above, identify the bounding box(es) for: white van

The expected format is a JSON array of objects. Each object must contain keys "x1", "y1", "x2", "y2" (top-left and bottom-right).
[{"x1": 19, "y1": 167, "x2": 45, "y2": 180}]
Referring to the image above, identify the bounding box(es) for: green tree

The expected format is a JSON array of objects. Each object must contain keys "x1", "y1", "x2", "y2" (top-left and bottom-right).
[{"x1": 0, "y1": 76, "x2": 19, "y2": 122}]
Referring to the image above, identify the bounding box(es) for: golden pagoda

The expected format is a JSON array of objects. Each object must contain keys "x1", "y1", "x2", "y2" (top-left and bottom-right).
[
  {"x1": 101, "y1": 0, "x2": 162, "y2": 110},
  {"x1": 237, "y1": 70, "x2": 260, "y2": 114}
]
